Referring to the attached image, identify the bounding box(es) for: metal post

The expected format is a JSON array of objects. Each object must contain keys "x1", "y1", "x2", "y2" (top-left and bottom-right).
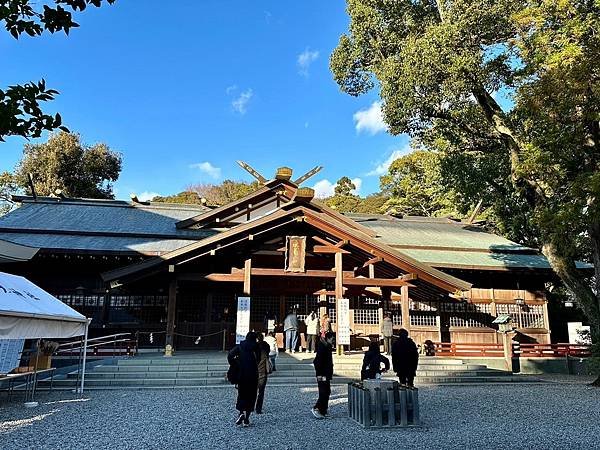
[
  {"x1": 348, "y1": 384, "x2": 353, "y2": 418},
  {"x1": 387, "y1": 388, "x2": 396, "y2": 426},
  {"x1": 400, "y1": 388, "x2": 408, "y2": 426},
  {"x1": 375, "y1": 387, "x2": 383, "y2": 427},
  {"x1": 412, "y1": 388, "x2": 420, "y2": 425},
  {"x1": 78, "y1": 318, "x2": 91, "y2": 395}
]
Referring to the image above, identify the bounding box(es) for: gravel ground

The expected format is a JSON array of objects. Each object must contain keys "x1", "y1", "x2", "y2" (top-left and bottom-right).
[{"x1": 1, "y1": 381, "x2": 599, "y2": 450}]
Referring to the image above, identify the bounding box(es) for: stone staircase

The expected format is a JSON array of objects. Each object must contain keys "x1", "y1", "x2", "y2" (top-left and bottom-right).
[{"x1": 39, "y1": 352, "x2": 536, "y2": 390}]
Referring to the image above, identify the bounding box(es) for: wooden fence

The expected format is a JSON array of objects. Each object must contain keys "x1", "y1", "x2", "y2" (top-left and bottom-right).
[{"x1": 432, "y1": 342, "x2": 591, "y2": 358}]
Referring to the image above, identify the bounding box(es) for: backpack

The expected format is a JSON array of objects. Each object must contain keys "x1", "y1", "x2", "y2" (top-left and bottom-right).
[{"x1": 227, "y1": 359, "x2": 240, "y2": 385}]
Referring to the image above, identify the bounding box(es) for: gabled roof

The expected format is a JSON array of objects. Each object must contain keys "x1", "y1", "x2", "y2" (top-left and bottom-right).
[{"x1": 102, "y1": 203, "x2": 472, "y2": 293}]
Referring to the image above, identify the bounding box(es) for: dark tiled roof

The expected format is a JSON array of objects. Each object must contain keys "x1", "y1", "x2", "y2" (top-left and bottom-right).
[{"x1": 0, "y1": 198, "x2": 214, "y2": 254}]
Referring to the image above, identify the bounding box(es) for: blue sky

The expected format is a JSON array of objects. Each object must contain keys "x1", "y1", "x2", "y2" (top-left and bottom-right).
[{"x1": 0, "y1": 0, "x2": 410, "y2": 201}]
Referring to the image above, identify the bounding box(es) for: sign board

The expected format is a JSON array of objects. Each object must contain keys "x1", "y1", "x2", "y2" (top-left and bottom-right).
[
  {"x1": 285, "y1": 236, "x2": 306, "y2": 272},
  {"x1": 337, "y1": 298, "x2": 351, "y2": 345},
  {"x1": 0, "y1": 339, "x2": 25, "y2": 374},
  {"x1": 236, "y1": 296, "x2": 251, "y2": 344}
]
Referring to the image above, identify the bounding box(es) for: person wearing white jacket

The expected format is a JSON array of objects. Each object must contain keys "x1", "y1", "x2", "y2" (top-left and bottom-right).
[
  {"x1": 264, "y1": 331, "x2": 279, "y2": 371},
  {"x1": 304, "y1": 311, "x2": 319, "y2": 353}
]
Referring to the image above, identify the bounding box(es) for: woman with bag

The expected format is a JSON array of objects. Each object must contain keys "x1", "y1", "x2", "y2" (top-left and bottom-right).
[{"x1": 227, "y1": 331, "x2": 259, "y2": 427}]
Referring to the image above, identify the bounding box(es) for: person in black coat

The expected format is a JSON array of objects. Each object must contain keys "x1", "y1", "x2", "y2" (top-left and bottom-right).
[
  {"x1": 391, "y1": 328, "x2": 419, "y2": 387},
  {"x1": 255, "y1": 332, "x2": 271, "y2": 414},
  {"x1": 361, "y1": 342, "x2": 390, "y2": 380},
  {"x1": 312, "y1": 331, "x2": 334, "y2": 418},
  {"x1": 227, "y1": 332, "x2": 259, "y2": 426}
]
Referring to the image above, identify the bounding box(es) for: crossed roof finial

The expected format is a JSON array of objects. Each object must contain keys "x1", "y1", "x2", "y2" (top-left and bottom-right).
[{"x1": 236, "y1": 161, "x2": 323, "y2": 186}]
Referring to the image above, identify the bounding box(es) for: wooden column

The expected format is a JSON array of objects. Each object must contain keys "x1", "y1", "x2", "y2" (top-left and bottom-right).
[
  {"x1": 165, "y1": 278, "x2": 178, "y2": 356},
  {"x1": 101, "y1": 289, "x2": 111, "y2": 328},
  {"x1": 319, "y1": 292, "x2": 327, "y2": 319},
  {"x1": 490, "y1": 289, "x2": 499, "y2": 344},
  {"x1": 380, "y1": 287, "x2": 391, "y2": 336},
  {"x1": 335, "y1": 251, "x2": 343, "y2": 355},
  {"x1": 401, "y1": 285, "x2": 410, "y2": 331},
  {"x1": 243, "y1": 258, "x2": 252, "y2": 295},
  {"x1": 204, "y1": 292, "x2": 213, "y2": 337}
]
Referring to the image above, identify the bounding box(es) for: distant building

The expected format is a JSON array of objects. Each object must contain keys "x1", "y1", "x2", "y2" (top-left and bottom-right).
[{"x1": 0, "y1": 167, "x2": 588, "y2": 349}]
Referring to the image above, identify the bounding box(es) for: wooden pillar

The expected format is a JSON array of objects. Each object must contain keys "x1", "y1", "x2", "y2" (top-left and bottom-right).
[
  {"x1": 101, "y1": 289, "x2": 111, "y2": 328},
  {"x1": 243, "y1": 258, "x2": 251, "y2": 295},
  {"x1": 401, "y1": 285, "x2": 410, "y2": 331},
  {"x1": 319, "y1": 292, "x2": 327, "y2": 318},
  {"x1": 335, "y1": 251, "x2": 343, "y2": 355},
  {"x1": 380, "y1": 287, "x2": 391, "y2": 336},
  {"x1": 165, "y1": 278, "x2": 178, "y2": 356},
  {"x1": 204, "y1": 292, "x2": 213, "y2": 336},
  {"x1": 490, "y1": 289, "x2": 499, "y2": 344}
]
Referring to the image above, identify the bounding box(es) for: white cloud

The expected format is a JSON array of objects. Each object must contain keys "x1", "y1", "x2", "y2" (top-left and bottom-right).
[
  {"x1": 367, "y1": 147, "x2": 410, "y2": 176},
  {"x1": 351, "y1": 177, "x2": 362, "y2": 195},
  {"x1": 138, "y1": 191, "x2": 160, "y2": 202},
  {"x1": 189, "y1": 161, "x2": 222, "y2": 179},
  {"x1": 225, "y1": 85, "x2": 237, "y2": 95},
  {"x1": 312, "y1": 177, "x2": 362, "y2": 198},
  {"x1": 297, "y1": 48, "x2": 320, "y2": 76},
  {"x1": 353, "y1": 101, "x2": 388, "y2": 135},
  {"x1": 312, "y1": 179, "x2": 335, "y2": 198},
  {"x1": 231, "y1": 88, "x2": 254, "y2": 115}
]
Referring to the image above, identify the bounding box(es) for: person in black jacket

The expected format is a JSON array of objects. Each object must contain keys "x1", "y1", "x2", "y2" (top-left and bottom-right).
[
  {"x1": 391, "y1": 328, "x2": 419, "y2": 388},
  {"x1": 312, "y1": 331, "x2": 334, "y2": 418},
  {"x1": 227, "y1": 332, "x2": 259, "y2": 427},
  {"x1": 255, "y1": 332, "x2": 271, "y2": 414},
  {"x1": 361, "y1": 341, "x2": 390, "y2": 380}
]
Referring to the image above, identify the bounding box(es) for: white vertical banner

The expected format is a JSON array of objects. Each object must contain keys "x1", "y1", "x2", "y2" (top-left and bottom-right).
[
  {"x1": 337, "y1": 298, "x2": 351, "y2": 345},
  {"x1": 236, "y1": 296, "x2": 251, "y2": 344}
]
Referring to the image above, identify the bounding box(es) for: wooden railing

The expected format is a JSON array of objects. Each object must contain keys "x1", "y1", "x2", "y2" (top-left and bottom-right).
[
  {"x1": 514, "y1": 343, "x2": 591, "y2": 358},
  {"x1": 431, "y1": 342, "x2": 592, "y2": 358},
  {"x1": 433, "y1": 342, "x2": 505, "y2": 357},
  {"x1": 55, "y1": 333, "x2": 137, "y2": 358}
]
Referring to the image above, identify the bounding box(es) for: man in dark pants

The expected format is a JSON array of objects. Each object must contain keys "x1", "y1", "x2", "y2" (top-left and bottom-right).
[
  {"x1": 391, "y1": 328, "x2": 419, "y2": 387},
  {"x1": 255, "y1": 333, "x2": 271, "y2": 414},
  {"x1": 312, "y1": 331, "x2": 334, "y2": 418},
  {"x1": 227, "y1": 332, "x2": 259, "y2": 427}
]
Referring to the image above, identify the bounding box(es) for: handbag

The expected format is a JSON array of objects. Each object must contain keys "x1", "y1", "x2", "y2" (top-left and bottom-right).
[{"x1": 227, "y1": 360, "x2": 240, "y2": 385}]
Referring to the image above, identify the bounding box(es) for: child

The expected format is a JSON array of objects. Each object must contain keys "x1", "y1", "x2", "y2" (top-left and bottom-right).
[{"x1": 264, "y1": 331, "x2": 278, "y2": 371}]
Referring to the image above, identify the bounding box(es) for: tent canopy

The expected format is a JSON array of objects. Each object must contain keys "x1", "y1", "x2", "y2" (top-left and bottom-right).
[{"x1": 0, "y1": 272, "x2": 87, "y2": 339}]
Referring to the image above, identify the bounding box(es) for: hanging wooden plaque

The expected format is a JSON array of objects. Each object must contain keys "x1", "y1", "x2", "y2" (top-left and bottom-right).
[{"x1": 285, "y1": 236, "x2": 306, "y2": 272}]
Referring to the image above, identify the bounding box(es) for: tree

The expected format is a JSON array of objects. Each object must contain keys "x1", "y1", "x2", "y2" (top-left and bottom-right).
[
  {"x1": 324, "y1": 176, "x2": 387, "y2": 214},
  {"x1": 14, "y1": 131, "x2": 121, "y2": 198},
  {"x1": 380, "y1": 150, "x2": 460, "y2": 217},
  {"x1": 334, "y1": 176, "x2": 356, "y2": 196},
  {"x1": 332, "y1": 0, "x2": 600, "y2": 383},
  {"x1": 0, "y1": 0, "x2": 115, "y2": 141},
  {"x1": 153, "y1": 180, "x2": 261, "y2": 207}
]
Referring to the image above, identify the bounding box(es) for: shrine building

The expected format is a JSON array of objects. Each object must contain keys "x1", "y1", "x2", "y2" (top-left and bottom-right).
[{"x1": 0, "y1": 164, "x2": 584, "y2": 350}]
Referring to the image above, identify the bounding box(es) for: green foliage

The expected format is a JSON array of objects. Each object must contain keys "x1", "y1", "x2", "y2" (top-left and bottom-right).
[
  {"x1": 0, "y1": 170, "x2": 19, "y2": 214},
  {"x1": 380, "y1": 150, "x2": 460, "y2": 218},
  {"x1": 15, "y1": 132, "x2": 121, "y2": 198},
  {"x1": 332, "y1": 0, "x2": 600, "y2": 372},
  {"x1": 153, "y1": 180, "x2": 261, "y2": 207},
  {"x1": 324, "y1": 176, "x2": 388, "y2": 214},
  {"x1": 334, "y1": 176, "x2": 356, "y2": 196},
  {"x1": 0, "y1": 0, "x2": 116, "y2": 140}
]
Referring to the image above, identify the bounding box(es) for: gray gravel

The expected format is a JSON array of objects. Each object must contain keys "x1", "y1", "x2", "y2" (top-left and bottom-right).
[{"x1": 1, "y1": 381, "x2": 599, "y2": 450}]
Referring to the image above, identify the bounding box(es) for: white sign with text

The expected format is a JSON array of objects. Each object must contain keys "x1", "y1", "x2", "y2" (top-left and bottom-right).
[
  {"x1": 337, "y1": 298, "x2": 351, "y2": 345},
  {"x1": 236, "y1": 296, "x2": 251, "y2": 344}
]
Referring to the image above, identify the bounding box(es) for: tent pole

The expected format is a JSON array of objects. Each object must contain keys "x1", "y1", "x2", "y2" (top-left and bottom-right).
[{"x1": 78, "y1": 318, "x2": 91, "y2": 395}]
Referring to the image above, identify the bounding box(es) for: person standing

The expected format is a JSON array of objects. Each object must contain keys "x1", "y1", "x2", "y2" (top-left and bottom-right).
[
  {"x1": 255, "y1": 333, "x2": 271, "y2": 414},
  {"x1": 391, "y1": 328, "x2": 419, "y2": 388},
  {"x1": 304, "y1": 311, "x2": 319, "y2": 353},
  {"x1": 381, "y1": 313, "x2": 394, "y2": 355},
  {"x1": 312, "y1": 331, "x2": 334, "y2": 419},
  {"x1": 319, "y1": 313, "x2": 332, "y2": 338},
  {"x1": 361, "y1": 341, "x2": 390, "y2": 380},
  {"x1": 227, "y1": 332, "x2": 259, "y2": 427},
  {"x1": 284, "y1": 310, "x2": 299, "y2": 353},
  {"x1": 264, "y1": 331, "x2": 278, "y2": 371}
]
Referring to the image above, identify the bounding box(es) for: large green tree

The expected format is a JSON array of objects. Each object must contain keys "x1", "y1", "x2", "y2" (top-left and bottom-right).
[
  {"x1": 0, "y1": 0, "x2": 115, "y2": 141},
  {"x1": 15, "y1": 131, "x2": 121, "y2": 198},
  {"x1": 332, "y1": 0, "x2": 600, "y2": 382},
  {"x1": 380, "y1": 150, "x2": 460, "y2": 217}
]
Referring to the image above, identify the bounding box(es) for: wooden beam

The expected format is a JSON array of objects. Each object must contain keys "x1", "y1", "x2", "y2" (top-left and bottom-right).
[
  {"x1": 313, "y1": 245, "x2": 350, "y2": 254},
  {"x1": 335, "y1": 239, "x2": 349, "y2": 248},
  {"x1": 342, "y1": 276, "x2": 412, "y2": 287},
  {"x1": 362, "y1": 256, "x2": 382, "y2": 268},
  {"x1": 400, "y1": 273, "x2": 418, "y2": 281},
  {"x1": 311, "y1": 235, "x2": 333, "y2": 246},
  {"x1": 205, "y1": 273, "x2": 244, "y2": 282},
  {"x1": 401, "y1": 285, "x2": 410, "y2": 330},
  {"x1": 243, "y1": 258, "x2": 251, "y2": 295}
]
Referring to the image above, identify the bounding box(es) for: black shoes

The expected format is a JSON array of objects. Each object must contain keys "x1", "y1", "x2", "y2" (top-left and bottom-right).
[
  {"x1": 243, "y1": 414, "x2": 250, "y2": 427},
  {"x1": 235, "y1": 413, "x2": 245, "y2": 426}
]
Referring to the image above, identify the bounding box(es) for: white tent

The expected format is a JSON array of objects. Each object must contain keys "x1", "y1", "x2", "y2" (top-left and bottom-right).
[
  {"x1": 0, "y1": 272, "x2": 87, "y2": 338},
  {"x1": 0, "y1": 272, "x2": 90, "y2": 395}
]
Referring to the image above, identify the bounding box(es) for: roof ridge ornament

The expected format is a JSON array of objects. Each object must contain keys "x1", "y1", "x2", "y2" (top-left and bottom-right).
[{"x1": 236, "y1": 161, "x2": 323, "y2": 186}]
